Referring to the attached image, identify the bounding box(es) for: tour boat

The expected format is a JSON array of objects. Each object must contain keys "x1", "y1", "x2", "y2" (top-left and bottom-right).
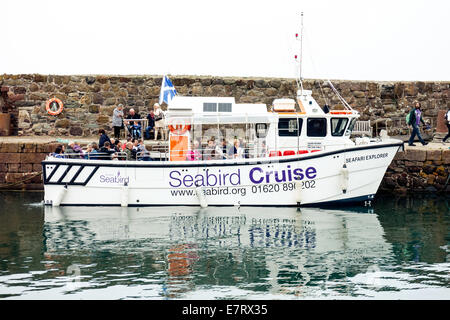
[
  {"x1": 41, "y1": 14, "x2": 403, "y2": 207},
  {"x1": 41, "y1": 87, "x2": 403, "y2": 207}
]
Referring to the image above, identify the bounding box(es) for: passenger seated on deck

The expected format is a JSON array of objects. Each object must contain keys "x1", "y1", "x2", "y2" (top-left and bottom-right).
[
  {"x1": 145, "y1": 109, "x2": 155, "y2": 139},
  {"x1": 84, "y1": 142, "x2": 99, "y2": 160},
  {"x1": 124, "y1": 142, "x2": 136, "y2": 160},
  {"x1": 232, "y1": 139, "x2": 244, "y2": 159},
  {"x1": 65, "y1": 141, "x2": 84, "y2": 159},
  {"x1": 215, "y1": 138, "x2": 230, "y2": 160},
  {"x1": 204, "y1": 138, "x2": 217, "y2": 160},
  {"x1": 134, "y1": 139, "x2": 150, "y2": 161},
  {"x1": 125, "y1": 108, "x2": 142, "y2": 139},
  {"x1": 259, "y1": 141, "x2": 267, "y2": 158},
  {"x1": 122, "y1": 137, "x2": 132, "y2": 151},
  {"x1": 98, "y1": 141, "x2": 115, "y2": 160},
  {"x1": 186, "y1": 140, "x2": 202, "y2": 161},
  {"x1": 73, "y1": 142, "x2": 84, "y2": 158},
  {"x1": 52, "y1": 145, "x2": 65, "y2": 158},
  {"x1": 110, "y1": 138, "x2": 121, "y2": 153}
]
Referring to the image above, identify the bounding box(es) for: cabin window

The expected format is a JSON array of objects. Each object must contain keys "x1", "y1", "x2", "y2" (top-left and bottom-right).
[
  {"x1": 278, "y1": 118, "x2": 302, "y2": 137},
  {"x1": 307, "y1": 118, "x2": 327, "y2": 137},
  {"x1": 331, "y1": 118, "x2": 349, "y2": 136},
  {"x1": 218, "y1": 103, "x2": 232, "y2": 112},
  {"x1": 255, "y1": 123, "x2": 268, "y2": 138},
  {"x1": 345, "y1": 118, "x2": 357, "y2": 136},
  {"x1": 203, "y1": 103, "x2": 217, "y2": 112}
]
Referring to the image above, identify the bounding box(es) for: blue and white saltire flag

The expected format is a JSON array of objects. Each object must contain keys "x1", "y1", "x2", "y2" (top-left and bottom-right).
[{"x1": 159, "y1": 75, "x2": 177, "y2": 105}]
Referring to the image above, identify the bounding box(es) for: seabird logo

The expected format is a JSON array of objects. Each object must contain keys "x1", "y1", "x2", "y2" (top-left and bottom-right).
[{"x1": 99, "y1": 171, "x2": 130, "y2": 184}]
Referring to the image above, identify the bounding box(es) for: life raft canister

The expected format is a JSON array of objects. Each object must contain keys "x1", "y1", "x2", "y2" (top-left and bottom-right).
[
  {"x1": 168, "y1": 123, "x2": 191, "y2": 135},
  {"x1": 45, "y1": 98, "x2": 64, "y2": 116}
]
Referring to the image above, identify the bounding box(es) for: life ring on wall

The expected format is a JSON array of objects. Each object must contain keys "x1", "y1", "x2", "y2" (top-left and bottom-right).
[
  {"x1": 45, "y1": 98, "x2": 64, "y2": 116},
  {"x1": 168, "y1": 123, "x2": 191, "y2": 135}
]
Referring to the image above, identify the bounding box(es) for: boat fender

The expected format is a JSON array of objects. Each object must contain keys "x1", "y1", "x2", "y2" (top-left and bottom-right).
[
  {"x1": 340, "y1": 164, "x2": 349, "y2": 194},
  {"x1": 53, "y1": 185, "x2": 67, "y2": 207},
  {"x1": 121, "y1": 182, "x2": 129, "y2": 207},
  {"x1": 295, "y1": 181, "x2": 303, "y2": 205},
  {"x1": 195, "y1": 186, "x2": 208, "y2": 208}
]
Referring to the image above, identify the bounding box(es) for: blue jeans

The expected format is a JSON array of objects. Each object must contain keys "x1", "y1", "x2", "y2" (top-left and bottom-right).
[
  {"x1": 128, "y1": 124, "x2": 141, "y2": 139},
  {"x1": 145, "y1": 126, "x2": 154, "y2": 139},
  {"x1": 408, "y1": 124, "x2": 425, "y2": 145}
]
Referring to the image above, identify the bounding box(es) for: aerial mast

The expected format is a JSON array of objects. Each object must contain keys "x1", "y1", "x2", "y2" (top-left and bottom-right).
[
  {"x1": 295, "y1": 12, "x2": 304, "y2": 96},
  {"x1": 299, "y1": 12, "x2": 304, "y2": 95}
]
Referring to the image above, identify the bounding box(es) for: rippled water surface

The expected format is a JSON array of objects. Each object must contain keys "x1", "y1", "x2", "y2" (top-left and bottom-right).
[{"x1": 0, "y1": 191, "x2": 449, "y2": 299}]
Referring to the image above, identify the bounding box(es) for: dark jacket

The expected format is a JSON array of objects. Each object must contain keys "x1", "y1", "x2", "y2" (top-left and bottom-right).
[
  {"x1": 146, "y1": 114, "x2": 155, "y2": 128},
  {"x1": 408, "y1": 108, "x2": 425, "y2": 126},
  {"x1": 99, "y1": 133, "x2": 112, "y2": 148},
  {"x1": 98, "y1": 147, "x2": 115, "y2": 160},
  {"x1": 126, "y1": 113, "x2": 141, "y2": 126}
]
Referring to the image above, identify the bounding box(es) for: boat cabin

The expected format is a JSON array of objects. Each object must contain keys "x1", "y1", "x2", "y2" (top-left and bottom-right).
[{"x1": 165, "y1": 90, "x2": 360, "y2": 161}]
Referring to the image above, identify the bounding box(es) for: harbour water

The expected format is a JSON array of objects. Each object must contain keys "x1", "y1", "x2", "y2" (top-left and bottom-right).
[{"x1": 0, "y1": 191, "x2": 448, "y2": 300}]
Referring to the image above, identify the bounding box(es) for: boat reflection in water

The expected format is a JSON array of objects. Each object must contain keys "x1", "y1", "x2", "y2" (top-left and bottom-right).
[{"x1": 43, "y1": 205, "x2": 392, "y2": 298}]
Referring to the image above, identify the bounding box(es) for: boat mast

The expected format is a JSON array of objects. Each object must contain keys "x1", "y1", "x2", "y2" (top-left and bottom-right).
[{"x1": 299, "y1": 12, "x2": 304, "y2": 95}]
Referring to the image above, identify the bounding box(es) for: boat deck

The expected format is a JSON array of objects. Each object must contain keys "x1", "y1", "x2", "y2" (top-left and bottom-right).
[{"x1": 0, "y1": 135, "x2": 447, "y2": 151}]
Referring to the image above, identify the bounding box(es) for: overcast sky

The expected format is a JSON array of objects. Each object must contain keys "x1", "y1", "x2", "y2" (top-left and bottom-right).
[{"x1": 1, "y1": 0, "x2": 449, "y2": 81}]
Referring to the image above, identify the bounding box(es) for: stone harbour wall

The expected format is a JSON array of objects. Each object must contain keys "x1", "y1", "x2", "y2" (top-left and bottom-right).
[
  {"x1": 380, "y1": 148, "x2": 450, "y2": 193},
  {"x1": 0, "y1": 74, "x2": 448, "y2": 137},
  {"x1": 0, "y1": 141, "x2": 60, "y2": 190}
]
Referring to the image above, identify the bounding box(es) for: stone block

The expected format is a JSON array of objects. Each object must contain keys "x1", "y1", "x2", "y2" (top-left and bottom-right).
[
  {"x1": 23, "y1": 142, "x2": 37, "y2": 153},
  {"x1": 96, "y1": 115, "x2": 110, "y2": 124},
  {"x1": 353, "y1": 91, "x2": 366, "y2": 98},
  {"x1": 426, "y1": 150, "x2": 441, "y2": 161},
  {"x1": 443, "y1": 150, "x2": 450, "y2": 165},
  {"x1": 93, "y1": 93, "x2": 103, "y2": 104},
  {"x1": 55, "y1": 119, "x2": 70, "y2": 128},
  {"x1": 33, "y1": 74, "x2": 47, "y2": 82},
  {"x1": 5, "y1": 173, "x2": 25, "y2": 183},
  {"x1": 0, "y1": 153, "x2": 20, "y2": 164},
  {"x1": 88, "y1": 104, "x2": 100, "y2": 113},
  {"x1": 69, "y1": 126, "x2": 83, "y2": 136},
  {"x1": 8, "y1": 163, "x2": 20, "y2": 172},
  {"x1": 19, "y1": 163, "x2": 33, "y2": 173},
  {"x1": 20, "y1": 153, "x2": 47, "y2": 164},
  {"x1": 406, "y1": 149, "x2": 426, "y2": 162},
  {"x1": 393, "y1": 151, "x2": 406, "y2": 161},
  {"x1": 404, "y1": 83, "x2": 418, "y2": 96},
  {"x1": 0, "y1": 143, "x2": 21, "y2": 153}
]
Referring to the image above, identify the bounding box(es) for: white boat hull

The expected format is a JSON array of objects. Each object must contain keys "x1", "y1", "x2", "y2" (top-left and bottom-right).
[{"x1": 42, "y1": 140, "x2": 402, "y2": 207}]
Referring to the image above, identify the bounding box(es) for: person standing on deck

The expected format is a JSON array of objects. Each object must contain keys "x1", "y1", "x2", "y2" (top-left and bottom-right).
[
  {"x1": 154, "y1": 103, "x2": 165, "y2": 141},
  {"x1": 443, "y1": 108, "x2": 450, "y2": 144},
  {"x1": 407, "y1": 101, "x2": 429, "y2": 146},
  {"x1": 99, "y1": 129, "x2": 112, "y2": 148},
  {"x1": 112, "y1": 104, "x2": 124, "y2": 139}
]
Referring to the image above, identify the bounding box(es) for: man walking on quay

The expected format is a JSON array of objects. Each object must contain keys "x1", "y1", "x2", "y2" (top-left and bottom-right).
[
  {"x1": 443, "y1": 108, "x2": 450, "y2": 144},
  {"x1": 407, "y1": 101, "x2": 429, "y2": 146}
]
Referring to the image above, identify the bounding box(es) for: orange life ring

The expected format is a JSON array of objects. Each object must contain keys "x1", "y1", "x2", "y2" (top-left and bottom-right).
[
  {"x1": 46, "y1": 98, "x2": 64, "y2": 116},
  {"x1": 168, "y1": 123, "x2": 191, "y2": 135}
]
